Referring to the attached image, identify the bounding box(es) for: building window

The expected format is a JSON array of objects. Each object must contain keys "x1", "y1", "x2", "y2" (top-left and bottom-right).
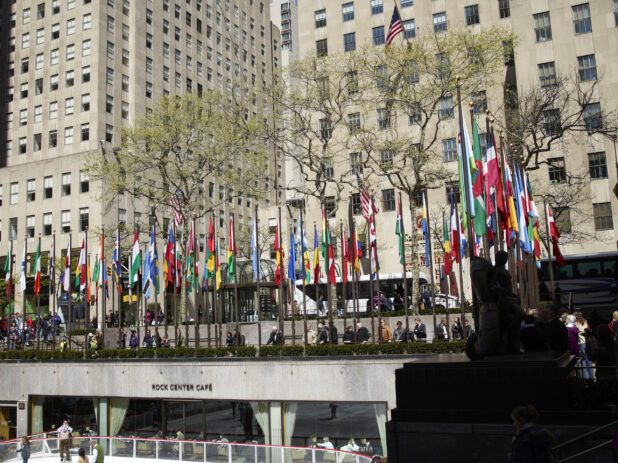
[
  {"x1": 342, "y1": 2, "x2": 354, "y2": 21},
  {"x1": 403, "y1": 19, "x2": 415, "y2": 38},
  {"x1": 321, "y1": 161, "x2": 334, "y2": 180},
  {"x1": 583, "y1": 103, "x2": 602, "y2": 133},
  {"x1": 61, "y1": 211, "x2": 71, "y2": 234},
  {"x1": 79, "y1": 207, "x2": 89, "y2": 232},
  {"x1": 121, "y1": 101, "x2": 129, "y2": 119},
  {"x1": 577, "y1": 54, "x2": 597, "y2": 81},
  {"x1": 107, "y1": 41, "x2": 115, "y2": 58},
  {"x1": 533, "y1": 12, "x2": 552, "y2": 42},
  {"x1": 34, "y1": 106, "x2": 43, "y2": 123},
  {"x1": 48, "y1": 131, "x2": 57, "y2": 148},
  {"x1": 498, "y1": 0, "x2": 510, "y2": 18},
  {"x1": 146, "y1": 82, "x2": 153, "y2": 98},
  {"x1": 44, "y1": 176, "x2": 53, "y2": 199},
  {"x1": 26, "y1": 216, "x2": 35, "y2": 238},
  {"x1": 80, "y1": 123, "x2": 89, "y2": 141},
  {"x1": 379, "y1": 149, "x2": 393, "y2": 169},
  {"x1": 79, "y1": 171, "x2": 89, "y2": 194},
  {"x1": 82, "y1": 39, "x2": 91, "y2": 56},
  {"x1": 350, "y1": 152, "x2": 363, "y2": 175},
  {"x1": 22, "y1": 33, "x2": 30, "y2": 49},
  {"x1": 433, "y1": 12, "x2": 447, "y2": 32},
  {"x1": 375, "y1": 65, "x2": 388, "y2": 90},
  {"x1": 122, "y1": 49, "x2": 129, "y2": 66},
  {"x1": 408, "y1": 104, "x2": 422, "y2": 124},
  {"x1": 19, "y1": 137, "x2": 27, "y2": 154},
  {"x1": 66, "y1": 70, "x2": 75, "y2": 87},
  {"x1": 122, "y1": 75, "x2": 129, "y2": 92},
  {"x1": 401, "y1": 0, "x2": 413, "y2": 7},
  {"x1": 81, "y1": 93, "x2": 90, "y2": 112},
  {"x1": 572, "y1": 4, "x2": 591, "y2": 35},
  {"x1": 439, "y1": 97, "x2": 454, "y2": 120},
  {"x1": 465, "y1": 5, "x2": 479, "y2": 25},
  {"x1": 316, "y1": 39, "x2": 328, "y2": 57},
  {"x1": 51, "y1": 49, "x2": 60, "y2": 65},
  {"x1": 319, "y1": 119, "x2": 331, "y2": 141},
  {"x1": 21, "y1": 58, "x2": 29, "y2": 74},
  {"x1": 62, "y1": 172, "x2": 71, "y2": 195},
  {"x1": 106, "y1": 95, "x2": 114, "y2": 113},
  {"x1": 67, "y1": 18, "x2": 75, "y2": 35},
  {"x1": 542, "y1": 109, "x2": 561, "y2": 136},
  {"x1": 43, "y1": 213, "x2": 52, "y2": 236},
  {"x1": 382, "y1": 189, "x2": 395, "y2": 212},
  {"x1": 65, "y1": 98, "x2": 74, "y2": 115},
  {"x1": 588, "y1": 152, "x2": 607, "y2": 179},
  {"x1": 442, "y1": 138, "x2": 457, "y2": 162},
  {"x1": 348, "y1": 113, "x2": 361, "y2": 133},
  {"x1": 33, "y1": 134, "x2": 42, "y2": 151},
  {"x1": 538, "y1": 62, "x2": 556, "y2": 87},
  {"x1": 83, "y1": 13, "x2": 91, "y2": 30},
  {"x1": 106, "y1": 124, "x2": 114, "y2": 143},
  {"x1": 315, "y1": 9, "x2": 326, "y2": 28},
  {"x1": 377, "y1": 108, "x2": 390, "y2": 130},
  {"x1": 344, "y1": 32, "x2": 356, "y2": 52},
  {"x1": 472, "y1": 91, "x2": 487, "y2": 114},
  {"x1": 82, "y1": 66, "x2": 91, "y2": 83},
  {"x1": 548, "y1": 157, "x2": 566, "y2": 184},
  {"x1": 9, "y1": 182, "x2": 18, "y2": 205},
  {"x1": 370, "y1": 0, "x2": 383, "y2": 15},
  {"x1": 9, "y1": 218, "x2": 17, "y2": 241},
  {"x1": 52, "y1": 0, "x2": 60, "y2": 14},
  {"x1": 372, "y1": 26, "x2": 385, "y2": 45},
  {"x1": 20, "y1": 108, "x2": 28, "y2": 126},
  {"x1": 351, "y1": 193, "x2": 362, "y2": 215},
  {"x1": 593, "y1": 203, "x2": 613, "y2": 231}
]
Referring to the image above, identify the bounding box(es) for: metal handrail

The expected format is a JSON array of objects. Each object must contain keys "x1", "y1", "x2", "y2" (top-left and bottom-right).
[
  {"x1": 552, "y1": 420, "x2": 617, "y2": 450},
  {"x1": 558, "y1": 439, "x2": 614, "y2": 462},
  {"x1": 0, "y1": 435, "x2": 375, "y2": 463}
]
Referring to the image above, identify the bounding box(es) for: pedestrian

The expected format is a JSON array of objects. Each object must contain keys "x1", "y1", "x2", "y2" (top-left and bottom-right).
[
  {"x1": 317, "y1": 324, "x2": 328, "y2": 344},
  {"x1": 538, "y1": 305, "x2": 568, "y2": 351},
  {"x1": 16, "y1": 437, "x2": 30, "y2": 463},
  {"x1": 451, "y1": 317, "x2": 463, "y2": 340},
  {"x1": 225, "y1": 331, "x2": 234, "y2": 347},
  {"x1": 59, "y1": 337, "x2": 69, "y2": 352},
  {"x1": 129, "y1": 330, "x2": 138, "y2": 349},
  {"x1": 232, "y1": 328, "x2": 245, "y2": 346},
  {"x1": 392, "y1": 321, "x2": 406, "y2": 342},
  {"x1": 77, "y1": 448, "x2": 88, "y2": 463},
  {"x1": 318, "y1": 295, "x2": 325, "y2": 317},
  {"x1": 610, "y1": 310, "x2": 618, "y2": 344},
  {"x1": 142, "y1": 330, "x2": 154, "y2": 348},
  {"x1": 117, "y1": 328, "x2": 126, "y2": 349},
  {"x1": 305, "y1": 324, "x2": 317, "y2": 345},
  {"x1": 336, "y1": 294, "x2": 344, "y2": 317},
  {"x1": 266, "y1": 326, "x2": 283, "y2": 345},
  {"x1": 413, "y1": 318, "x2": 427, "y2": 342},
  {"x1": 57, "y1": 419, "x2": 73, "y2": 462},
  {"x1": 356, "y1": 322, "x2": 370, "y2": 344},
  {"x1": 89, "y1": 440, "x2": 103, "y2": 463},
  {"x1": 342, "y1": 325, "x2": 355, "y2": 343},
  {"x1": 565, "y1": 315, "x2": 580, "y2": 356},
  {"x1": 436, "y1": 317, "x2": 449, "y2": 341},
  {"x1": 379, "y1": 319, "x2": 392, "y2": 343},
  {"x1": 507, "y1": 405, "x2": 553, "y2": 463}
]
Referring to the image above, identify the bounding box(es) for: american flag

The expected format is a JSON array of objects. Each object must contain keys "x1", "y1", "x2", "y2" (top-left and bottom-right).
[
  {"x1": 357, "y1": 174, "x2": 378, "y2": 221},
  {"x1": 385, "y1": 6, "x2": 404, "y2": 47},
  {"x1": 170, "y1": 196, "x2": 183, "y2": 227}
]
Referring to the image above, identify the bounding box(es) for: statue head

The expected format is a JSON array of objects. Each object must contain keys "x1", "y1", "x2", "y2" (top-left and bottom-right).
[{"x1": 496, "y1": 251, "x2": 508, "y2": 268}]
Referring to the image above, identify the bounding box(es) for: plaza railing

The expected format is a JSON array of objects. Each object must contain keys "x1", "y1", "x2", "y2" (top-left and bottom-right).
[{"x1": 0, "y1": 435, "x2": 374, "y2": 463}]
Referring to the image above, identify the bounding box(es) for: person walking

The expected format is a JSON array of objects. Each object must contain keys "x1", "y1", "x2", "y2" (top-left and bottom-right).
[
  {"x1": 16, "y1": 437, "x2": 30, "y2": 463},
  {"x1": 57, "y1": 419, "x2": 73, "y2": 462},
  {"x1": 90, "y1": 440, "x2": 103, "y2": 463},
  {"x1": 378, "y1": 319, "x2": 392, "y2": 343},
  {"x1": 507, "y1": 405, "x2": 554, "y2": 463}
]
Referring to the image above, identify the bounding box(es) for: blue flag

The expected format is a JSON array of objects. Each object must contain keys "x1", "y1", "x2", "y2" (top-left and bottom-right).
[
  {"x1": 287, "y1": 230, "x2": 296, "y2": 280},
  {"x1": 251, "y1": 216, "x2": 260, "y2": 280}
]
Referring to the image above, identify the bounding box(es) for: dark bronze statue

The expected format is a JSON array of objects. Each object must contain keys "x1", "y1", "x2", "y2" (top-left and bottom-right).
[{"x1": 465, "y1": 251, "x2": 526, "y2": 360}]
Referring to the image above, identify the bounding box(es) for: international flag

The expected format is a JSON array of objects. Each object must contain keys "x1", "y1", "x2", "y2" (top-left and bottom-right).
[
  {"x1": 514, "y1": 167, "x2": 531, "y2": 254},
  {"x1": 4, "y1": 240, "x2": 11, "y2": 295},
  {"x1": 19, "y1": 243, "x2": 26, "y2": 293},
  {"x1": 92, "y1": 235, "x2": 103, "y2": 290},
  {"x1": 297, "y1": 211, "x2": 311, "y2": 284},
  {"x1": 251, "y1": 215, "x2": 260, "y2": 280},
  {"x1": 395, "y1": 194, "x2": 405, "y2": 266},
  {"x1": 130, "y1": 229, "x2": 141, "y2": 287},
  {"x1": 164, "y1": 224, "x2": 175, "y2": 285},
  {"x1": 457, "y1": 118, "x2": 476, "y2": 229},
  {"x1": 287, "y1": 229, "x2": 296, "y2": 281},
  {"x1": 353, "y1": 230, "x2": 362, "y2": 276},
  {"x1": 471, "y1": 118, "x2": 487, "y2": 236},
  {"x1": 504, "y1": 164, "x2": 519, "y2": 237},
  {"x1": 313, "y1": 224, "x2": 320, "y2": 284},
  {"x1": 205, "y1": 218, "x2": 215, "y2": 281},
  {"x1": 227, "y1": 217, "x2": 236, "y2": 281},
  {"x1": 327, "y1": 231, "x2": 336, "y2": 284},
  {"x1": 143, "y1": 238, "x2": 151, "y2": 298},
  {"x1": 421, "y1": 193, "x2": 430, "y2": 267},
  {"x1": 321, "y1": 210, "x2": 329, "y2": 274},
  {"x1": 170, "y1": 196, "x2": 183, "y2": 228},
  {"x1": 33, "y1": 240, "x2": 41, "y2": 296},
  {"x1": 274, "y1": 223, "x2": 282, "y2": 286},
  {"x1": 369, "y1": 208, "x2": 379, "y2": 278},
  {"x1": 86, "y1": 256, "x2": 92, "y2": 303},
  {"x1": 450, "y1": 194, "x2": 460, "y2": 264},
  {"x1": 148, "y1": 227, "x2": 157, "y2": 295},
  {"x1": 75, "y1": 236, "x2": 86, "y2": 292},
  {"x1": 342, "y1": 227, "x2": 349, "y2": 284},
  {"x1": 443, "y1": 214, "x2": 452, "y2": 276},
  {"x1": 63, "y1": 236, "x2": 71, "y2": 293},
  {"x1": 215, "y1": 240, "x2": 221, "y2": 291},
  {"x1": 113, "y1": 229, "x2": 122, "y2": 293},
  {"x1": 385, "y1": 5, "x2": 404, "y2": 47},
  {"x1": 357, "y1": 174, "x2": 379, "y2": 221},
  {"x1": 48, "y1": 238, "x2": 55, "y2": 293},
  {"x1": 186, "y1": 221, "x2": 195, "y2": 292},
  {"x1": 547, "y1": 204, "x2": 565, "y2": 267}
]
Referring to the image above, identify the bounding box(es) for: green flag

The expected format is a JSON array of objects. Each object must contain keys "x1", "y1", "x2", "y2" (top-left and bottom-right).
[{"x1": 471, "y1": 118, "x2": 487, "y2": 236}]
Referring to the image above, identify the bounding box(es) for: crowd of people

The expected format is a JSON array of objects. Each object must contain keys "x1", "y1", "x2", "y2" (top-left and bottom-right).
[
  {"x1": 519, "y1": 306, "x2": 618, "y2": 379},
  {"x1": 0, "y1": 312, "x2": 63, "y2": 349}
]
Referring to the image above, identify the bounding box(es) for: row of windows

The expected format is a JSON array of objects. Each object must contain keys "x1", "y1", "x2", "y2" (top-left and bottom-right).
[
  {"x1": 533, "y1": 5, "x2": 592, "y2": 43},
  {"x1": 2, "y1": 173, "x2": 88, "y2": 207},
  {"x1": 5, "y1": 207, "x2": 89, "y2": 240},
  {"x1": 6, "y1": 124, "x2": 113, "y2": 156},
  {"x1": 537, "y1": 54, "x2": 597, "y2": 87}
]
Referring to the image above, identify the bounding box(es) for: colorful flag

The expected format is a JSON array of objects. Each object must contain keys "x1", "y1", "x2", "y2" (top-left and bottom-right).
[
  {"x1": 215, "y1": 240, "x2": 221, "y2": 291},
  {"x1": 395, "y1": 194, "x2": 405, "y2": 266},
  {"x1": 227, "y1": 218, "x2": 236, "y2": 281},
  {"x1": 113, "y1": 229, "x2": 122, "y2": 292},
  {"x1": 457, "y1": 118, "x2": 476, "y2": 229},
  {"x1": 251, "y1": 215, "x2": 259, "y2": 280},
  {"x1": 342, "y1": 227, "x2": 349, "y2": 284},
  {"x1": 421, "y1": 194, "x2": 430, "y2": 268},
  {"x1": 369, "y1": 208, "x2": 379, "y2": 278},
  {"x1": 514, "y1": 167, "x2": 531, "y2": 254},
  {"x1": 450, "y1": 194, "x2": 460, "y2": 264},
  {"x1": 4, "y1": 240, "x2": 11, "y2": 296},
  {"x1": 504, "y1": 164, "x2": 519, "y2": 238},
  {"x1": 130, "y1": 229, "x2": 141, "y2": 286},
  {"x1": 205, "y1": 218, "x2": 215, "y2": 281},
  {"x1": 148, "y1": 227, "x2": 157, "y2": 294},
  {"x1": 186, "y1": 221, "x2": 195, "y2": 292},
  {"x1": 63, "y1": 236, "x2": 71, "y2": 293},
  {"x1": 287, "y1": 229, "x2": 296, "y2": 281},
  {"x1": 274, "y1": 223, "x2": 282, "y2": 286},
  {"x1": 143, "y1": 240, "x2": 151, "y2": 298},
  {"x1": 86, "y1": 256, "x2": 92, "y2": 303},
  {"x1": 48, "y1": 238, "x2": 55, "y2": 293},
  {"x1": 34, "y1": 240, "x2": 41, "y2": 296},
  {"x1": 298, "y1": 211, "x2": 311, "y2": 285},
  {"x1": 471, "y1": 118, "x2": 487, "y2": 236},
  {"x1": 547, "y1": 204, "x2": 565, "y2": 267},
  {"x1": 75, "y1": 236, "x2": 86, "y2": 292},
  {"x1": 170, "y1": 196, "x2": 183, "y2": 228},
  {"x1": 19, "y1": 243, "x2": 26, "y2": 293},
  {"x1": 357, "y1": 174, "x2": 379, "y2": 220},
  {"x1": 313, "y1": 224, "x2": 320, "y2": 284},
  {"x1": 443, "y1": 213, "x2": 452, "y2": 276},
  {"x1": 164, "y1": 224, "x2": 175, "y2": 285},
  {"x1": 385, "y1": 5, "x2": 403, "y2": 46},
  {"x1": 353, "y1": 230, "x2": 362, "y2": 276}
]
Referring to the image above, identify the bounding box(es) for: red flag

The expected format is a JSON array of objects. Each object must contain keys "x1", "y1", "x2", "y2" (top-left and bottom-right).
[
  {"x1": 547, "y1": 204, "x2": 565, "y2": 267},
  {"x1": 342, "y1": 228, "x2": 349, "y2": 284},
  {"x1": 328, "y1": 233, "x2": 336, "y2": 285},
  {"x1": 274, "y1": 224, "x2": 282, "y2": 286}
]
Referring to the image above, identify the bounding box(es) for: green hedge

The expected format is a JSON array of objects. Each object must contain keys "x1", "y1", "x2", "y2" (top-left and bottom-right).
[{"x1": 0, "y1": 341, "x2": 464, "y2": 360}]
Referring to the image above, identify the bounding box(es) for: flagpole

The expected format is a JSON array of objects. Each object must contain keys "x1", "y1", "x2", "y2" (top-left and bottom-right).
[
  {"x1": 232, "y1": 217, "x2": 240, "y2": 344},
  {"x1": 469, "y1": 103, "x2": 486, "y2": 259},
  {"x1": 313, "y1": 222, "x2": 320, "y2": 337},
  {"x1": 399, "y1": 193, "x2": 410, "y2": 343},
  {"x1": 347, "y1": 201, "x2": 358, "y2": 344},
  {"x1": 172, "y1": 223, "x2": 179, "y2": 346},
  {"x1": 323, "y1": 206, "x2": 334, "y2": 345},
  {"x1": 101, "y1": 229, "x2": 106, "y2": 347},
  {"x1": 67, "y1": 232, "x2": 73, "y2": 350},
  {"x1": 194, "y1": 219, "x2": 200, "y2": 348},
  {"x1": 255, "y1": 205, "x2": 262, "y2": 350},
  {"x1": 367, "y1": 222, "x2": 376, "y2": 343},
  {"x1": 441, "y1": 212, "x2": 450, "y2": 338},
  {"x1": 544, "y1": 201, "x2": 556, "y2": 302},
  {"x1": 36, "y1": 235, "x2": 41, "y2": 351},
  {"x1": 277, "y1": 205, "x2": 284, "y2": 343},
  {"x1": 142, "y1": 241, "x2": 148, "y2": 345},
  {"x1": 423, "y1": 190, "x2": 438, "y2": 339},
  {"x1": 289, "y1": 226, "x2": 296, "y2": 346},
  {"x1": 203, "y1": 216, "x2": 210, "y2": 348},
  {"x1": 183, "y1": 228, "x2": 189, "y2": 348},
  {"x1": 51, "y1": 232, "x2": 56, "y2": 351},
  {"x1": 300, "y1": 206, "x2": 307, "y2": 350},
  {"x1": 453, "y1": 194, "x2": 467, "y2": 338},
  {"x1": 22, "y1": 237, "x2": 27, "y2": 351},
  {"x1": 152, "y1": 225, "x2": 159, "y2": 345},
  {"x1": 340, "y1": 220, "x2": 347, "y2": 340},
  {"x1": 212, "y1": 217, "x2": 219, "y2": 347},
  {"x1": 84, "y1": 229, "x2": 89, "y2": 334},
  {"x1": 372, "y1": 203, "x2": 383, "y2": 344}
]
